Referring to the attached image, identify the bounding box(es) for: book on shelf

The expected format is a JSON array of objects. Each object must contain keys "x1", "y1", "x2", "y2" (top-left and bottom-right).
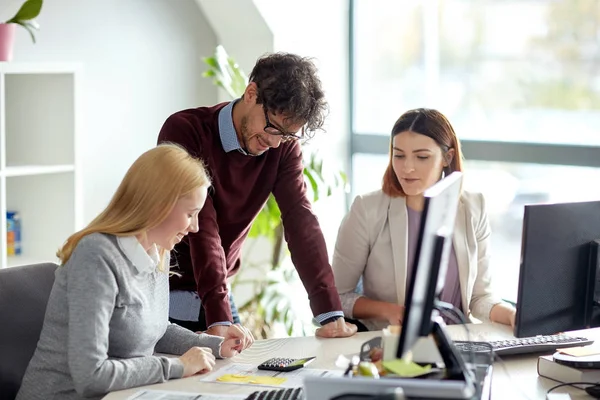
[{"x1": 537, "y1": 355, "x2": 600, "y2": 386}]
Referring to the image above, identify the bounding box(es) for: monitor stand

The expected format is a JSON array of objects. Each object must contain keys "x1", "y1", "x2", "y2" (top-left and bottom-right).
[
  {"x1": 429, "y1": 313, "x2": 476, "y2": 384},
  {"x1": 587, "y1": 239, "x2": 600, "y2": 327}
]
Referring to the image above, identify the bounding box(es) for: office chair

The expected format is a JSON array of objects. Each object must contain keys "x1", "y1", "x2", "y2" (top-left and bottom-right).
[{"x1": 0, "y1": 262, "x2": 58, "y2": 400}]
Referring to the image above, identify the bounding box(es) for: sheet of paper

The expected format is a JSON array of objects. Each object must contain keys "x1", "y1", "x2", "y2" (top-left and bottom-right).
[
  {"x1": 126, "y1": 390, "x2": 246, "y2": 400},
  {"x1": 557, "y1": 346, "x2": 600, "y2": 357},
  {"x1": 199, "y1": 363, "x2": 344, "y2": 388}
]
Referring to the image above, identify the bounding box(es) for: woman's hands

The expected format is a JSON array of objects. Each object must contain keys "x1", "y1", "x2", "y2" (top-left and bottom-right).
[
  {"x1": 351, "y1": 297, "x2": 405, "y2": 326},
  {"x1": 219, "y1": 324, "x2": 255, "y2": 358},
  {"x1": 490, "y1": 302, "x2": 517, "y2": 328},
  {"x1": 179, "y1": 347, "x2": 216, "y2": 377}
]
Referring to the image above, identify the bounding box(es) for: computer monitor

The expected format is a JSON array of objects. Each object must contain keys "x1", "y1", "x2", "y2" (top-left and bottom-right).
[
  {"x1": 397, "y1": 171, "x2": 463, "y2": 360},
  {"x1": 515, "y1": 200, "x2": 600, "y2": 338}
]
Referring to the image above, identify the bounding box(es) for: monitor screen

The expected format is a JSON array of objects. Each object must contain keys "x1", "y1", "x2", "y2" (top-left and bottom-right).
[
  {"x1": 397, "y1": 172, "x2": 463, "y2": 360},
  {"x1": 515, "y1": 200, "x2": 600, "y2": 337}
]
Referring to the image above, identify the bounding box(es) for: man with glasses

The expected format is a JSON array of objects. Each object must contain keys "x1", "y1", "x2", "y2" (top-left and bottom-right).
[{"x1": 157, "y1": 52, "x2": 357, "y2": 339}]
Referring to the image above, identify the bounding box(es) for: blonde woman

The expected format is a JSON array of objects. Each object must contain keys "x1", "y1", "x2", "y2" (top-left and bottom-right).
[{"x1": 17, "y1": 144, "x2": 254, "y2": 400}]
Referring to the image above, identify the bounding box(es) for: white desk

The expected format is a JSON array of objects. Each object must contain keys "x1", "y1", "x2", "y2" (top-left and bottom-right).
[{"x1": 104, "y1": 323, "x2": 600, "y2": 399}]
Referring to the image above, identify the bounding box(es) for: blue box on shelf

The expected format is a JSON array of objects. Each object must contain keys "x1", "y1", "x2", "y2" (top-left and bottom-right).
[{"x1": 7, "y1": 211, "x2": 21, "y2": 256}]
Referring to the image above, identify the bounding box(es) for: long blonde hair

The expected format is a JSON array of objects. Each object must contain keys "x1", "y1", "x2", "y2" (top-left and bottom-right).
[{"x1": 57, "y1": 143, "x2": 211, "y2": 267}]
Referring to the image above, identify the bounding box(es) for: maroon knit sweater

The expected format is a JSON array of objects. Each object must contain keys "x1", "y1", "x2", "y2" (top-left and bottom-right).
[{"x1": 157, "y1": 103, "x2": 342, "y2": 325}]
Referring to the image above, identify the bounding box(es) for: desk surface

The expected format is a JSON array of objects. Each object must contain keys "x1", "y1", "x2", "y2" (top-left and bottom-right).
[{"x1": 104, "y1": 323, "x2": 599, "y2": 399}]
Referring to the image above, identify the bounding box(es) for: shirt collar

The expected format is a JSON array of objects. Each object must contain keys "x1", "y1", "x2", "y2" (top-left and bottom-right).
[
  {"x1": 218, "y1": 99, "x2": 248, "y2": 154},
  {"x1": 117, "y1": 236, "x2": 160, "y2": 274}
]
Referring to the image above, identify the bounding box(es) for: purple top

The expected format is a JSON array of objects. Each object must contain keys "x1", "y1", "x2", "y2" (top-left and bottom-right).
[{"x1": 406, "y1": 206, "x2": 462, "y2": 323}]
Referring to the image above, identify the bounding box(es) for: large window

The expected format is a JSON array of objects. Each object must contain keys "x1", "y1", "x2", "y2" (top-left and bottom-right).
[{"x1": 351, "y1": 0, "x2": 600, "y2": 300}]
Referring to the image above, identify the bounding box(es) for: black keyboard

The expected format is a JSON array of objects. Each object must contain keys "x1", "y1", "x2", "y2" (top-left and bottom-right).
[
  {"x1": 245, "y1": 387, "x2": 303, "y2": 400},
  {"x1": 454, "y1": 334, "x2": 593, "y2": 356}
]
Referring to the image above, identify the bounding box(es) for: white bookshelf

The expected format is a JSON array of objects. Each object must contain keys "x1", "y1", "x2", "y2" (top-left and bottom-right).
[{"x1": 0, "y1": 63, "x2": 83, "y2": 268}]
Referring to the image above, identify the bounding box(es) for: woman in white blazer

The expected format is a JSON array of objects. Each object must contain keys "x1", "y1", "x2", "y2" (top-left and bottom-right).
[{"x1": 332, "y1": 108, "x2": 516, "y2": 331}]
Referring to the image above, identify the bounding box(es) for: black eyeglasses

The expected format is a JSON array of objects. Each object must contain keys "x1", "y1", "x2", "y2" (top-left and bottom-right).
[{"x1": 263, "y1": 108, "x2": 304, "y2": 142}]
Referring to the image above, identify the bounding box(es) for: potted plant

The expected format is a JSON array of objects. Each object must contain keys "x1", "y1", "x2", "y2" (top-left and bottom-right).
[
  {"x1": 203, "y1": 46, "x2": 348, "y2": 338},
  {"x1": 0, "y1": 0, "x2": 43, "y2": 62}
]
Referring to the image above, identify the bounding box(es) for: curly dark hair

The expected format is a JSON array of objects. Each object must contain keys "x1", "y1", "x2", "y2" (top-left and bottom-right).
[{"x1": 249, "y1": 52, "x2": 329, "y2": 139}]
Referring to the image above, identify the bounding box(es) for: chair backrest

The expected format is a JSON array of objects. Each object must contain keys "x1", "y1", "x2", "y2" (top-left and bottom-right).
[{"x1": 0, "y1": 262, "x2": 58, "y2": 400}]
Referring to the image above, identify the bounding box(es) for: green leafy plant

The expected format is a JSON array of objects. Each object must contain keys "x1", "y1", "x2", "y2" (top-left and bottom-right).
[
  {"x1": 4, "y1": 0, "x2": 43, "y2": 43},
  {"x1": 202, "y1": 46, "x2": 347, "y2": 338},
  {"x1": 202, "y1": 45, "x2": 248, "y2": 99}
]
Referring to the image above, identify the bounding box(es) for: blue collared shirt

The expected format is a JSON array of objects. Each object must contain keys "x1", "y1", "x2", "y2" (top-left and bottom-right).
[
  {"x1": 218, "y1": 99, "x2": 246, "y2": 153},
  {"x1": 170, "y1": 99, "x2": 343, "y2": 328}
]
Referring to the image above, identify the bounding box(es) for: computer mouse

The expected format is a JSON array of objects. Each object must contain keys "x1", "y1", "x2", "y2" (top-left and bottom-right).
[{"x1": 585, "y1": 385, "x2": 600, "y2": 398}]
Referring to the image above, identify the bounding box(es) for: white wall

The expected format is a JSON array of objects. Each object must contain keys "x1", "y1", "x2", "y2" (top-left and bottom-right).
[
  {"x1": 0, "y1": 0, "x2": 218, "y2": 223},
  {"x1": 196, "y1": 0, "x2": 274, "y2": 102}
]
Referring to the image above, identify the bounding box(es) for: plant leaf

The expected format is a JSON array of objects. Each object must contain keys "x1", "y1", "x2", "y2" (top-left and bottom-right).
[
  {"x1": 13, "y1": 20, "x2": 37, "y2": 43},
  {"x1": 6, "y1": 0, "x2": 43, "y2": 23},
  {"x1": 24, "y1": 19, "x2": 39, "y2": 29},
  {"x1": 202, "y1": 45, "x2": 248, "y2": 99},
  {"x1": 303, "y1": 168, "x2": 319, "y2": 202},
  {"x1": 203, "y1": 56, "x2": 218, "y2": 68}
]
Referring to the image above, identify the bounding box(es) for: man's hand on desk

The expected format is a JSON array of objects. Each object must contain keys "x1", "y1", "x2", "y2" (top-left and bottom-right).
[
  {"x1": 315, "y1": 317, "x2": 358, "y2": 338},
  {"x1": 202, "y1": 324, "x2": 255, "y2": 357}
]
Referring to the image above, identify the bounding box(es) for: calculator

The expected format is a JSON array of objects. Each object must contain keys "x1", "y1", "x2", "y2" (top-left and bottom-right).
[{"x1": 257, "y1": 356, "x2": 316, "y2": 372}]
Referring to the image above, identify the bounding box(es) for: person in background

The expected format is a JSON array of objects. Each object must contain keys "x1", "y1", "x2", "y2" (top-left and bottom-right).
[
  {"x1": 332, "y1": 108, "x2": 516, "y2": 331},
  {"x1": 16, "y1": 144, "x2": 254, "y2": 400},
  {"x1": 158, "y1": 52, "x2": 357, "y2": 339}
]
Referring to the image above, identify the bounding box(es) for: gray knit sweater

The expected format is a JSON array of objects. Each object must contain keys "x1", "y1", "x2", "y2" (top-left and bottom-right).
[{"x1": 16, "y1": 233, "x2": 224, "y2": 400}]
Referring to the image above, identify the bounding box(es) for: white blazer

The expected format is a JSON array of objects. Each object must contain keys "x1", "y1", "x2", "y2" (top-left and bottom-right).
[{"x1": 332, "y1": 189, "x2": 503, "y2": 331}]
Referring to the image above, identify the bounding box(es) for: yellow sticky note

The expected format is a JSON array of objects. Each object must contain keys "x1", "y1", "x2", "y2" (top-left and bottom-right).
[
  {"x1": 558, "y1": 346, "x2": 600, "y2": 357},
  {"x1": 216, "y1": 374, "x2": 252, "y2": 383},
  {"x1": 216, "y1": 374, "x2": 287, "y2": 386},
  {"x1": 382, "y1": 359, "x2": 432, "y2": 378}
]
